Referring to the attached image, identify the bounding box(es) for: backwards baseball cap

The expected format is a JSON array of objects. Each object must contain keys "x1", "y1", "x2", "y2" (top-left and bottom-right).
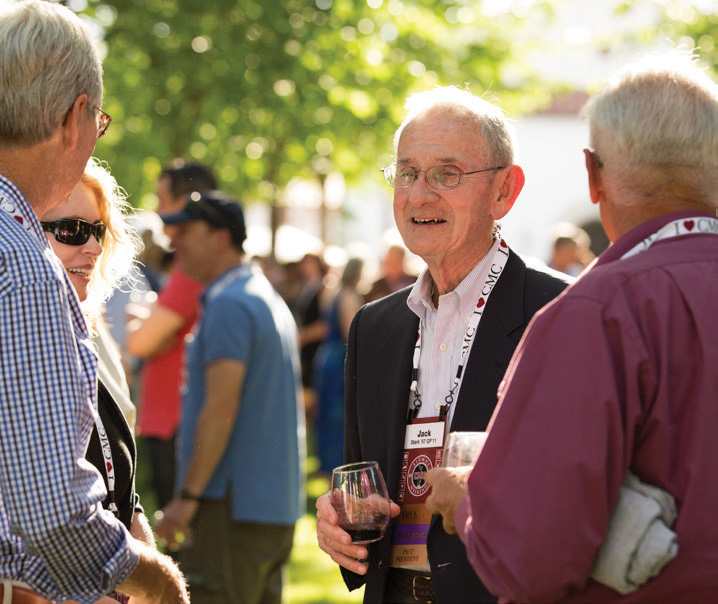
[{"x1": 161, "y1": 190, "x2": 247, "y2": 247}]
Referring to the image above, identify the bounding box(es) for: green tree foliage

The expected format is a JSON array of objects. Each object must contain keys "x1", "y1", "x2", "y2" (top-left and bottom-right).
[
  {"x1": 84, "y1": 0, "x2": 551, "y2": 215},
  {"x1": 658, "y1": 1, "x2": 718, "y2": 68}
]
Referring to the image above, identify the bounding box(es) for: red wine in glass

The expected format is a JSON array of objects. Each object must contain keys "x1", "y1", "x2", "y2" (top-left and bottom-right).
[
  {"x1": 331, "y1": 461, "x2": 390, "y2": 544},
  {"x1": 344, "y1": 523, "x2": 386, "y2": 544}
]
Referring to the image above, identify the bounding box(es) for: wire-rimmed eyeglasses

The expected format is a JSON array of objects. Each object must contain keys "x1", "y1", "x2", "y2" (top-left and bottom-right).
[{"x1": 380, "y1": 163, "x2": 505, "y2": 190}]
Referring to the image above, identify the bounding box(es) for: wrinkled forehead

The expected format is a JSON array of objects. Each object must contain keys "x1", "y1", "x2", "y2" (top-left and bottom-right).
[{"x1": 397, "y1": 111, "x2": 488, "y2": 164}]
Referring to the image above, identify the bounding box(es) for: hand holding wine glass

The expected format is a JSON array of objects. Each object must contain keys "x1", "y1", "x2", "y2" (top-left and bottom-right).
[{"x1": 331, "y1": 461, "x2": 391, "y2": 544}]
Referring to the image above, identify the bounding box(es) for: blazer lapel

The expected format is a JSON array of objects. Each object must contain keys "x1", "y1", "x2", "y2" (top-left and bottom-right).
[
  {"x1": 375, "y1": 299, "x2": 419, "y2": 499},
  {"x1": 451, "y1": 249, "x2": 527, "y2": 431}
]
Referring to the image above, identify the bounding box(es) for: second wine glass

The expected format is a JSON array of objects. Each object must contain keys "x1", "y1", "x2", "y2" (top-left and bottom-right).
[{"x1": 442, "y1": 431, "x2": 488, "y2": 468}]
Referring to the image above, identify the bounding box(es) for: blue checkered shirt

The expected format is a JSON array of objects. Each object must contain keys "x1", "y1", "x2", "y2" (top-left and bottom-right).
[{"x1": 0, "y1": 176, "x2": 139, "y2": 603}]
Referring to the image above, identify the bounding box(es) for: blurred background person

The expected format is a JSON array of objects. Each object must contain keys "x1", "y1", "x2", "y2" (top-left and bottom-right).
[
  {"x1": 548, "y1": 221, "x2": 595, "y2": 277},
  {"x1": 292, "y1": 251, "x2": 329, "y2": 417},
  {"x1": 126, "y1": 158, "x2": 217, "y2": 510},
  {"x1": 365, "y1": 243, "x2": 416, "y2": 303},
  {"x1": 155, "y1": 191, "x2": 305, "y2": 604},
  {"x1": 41, "y1": 159, "x2": 161, "y2": 602},
  {"x1": 133, "y1": 210, "x2": 173, "y2": 293},
  {"x1": 312, "y1": 256, "x2": 365, "y2": 476},
  {"x1": 252, "y1": 254, "x2": 290, "y2": 298},
  {"x1": 103, "y1": 209, "x2": 171, "y2": 396}
]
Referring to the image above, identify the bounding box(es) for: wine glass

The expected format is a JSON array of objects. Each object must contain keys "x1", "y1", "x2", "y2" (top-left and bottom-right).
[
  {"x1": 331, "y1": 461, "x2": 391, "y2": 544},
  {"x1": 442, "y1": 431, "x2": 488, "y2": 467}
]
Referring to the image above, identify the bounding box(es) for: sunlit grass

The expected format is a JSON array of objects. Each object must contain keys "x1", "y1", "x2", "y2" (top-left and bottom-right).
[
  {"x1": 286, "y1": 515, "x2": 364, "y2": 604},
  {"x1": 286, "y1": 462, "x2": 364, "y2": 604}
]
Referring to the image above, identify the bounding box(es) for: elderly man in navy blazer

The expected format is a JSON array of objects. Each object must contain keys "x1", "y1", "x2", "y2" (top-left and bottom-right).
[{"x1": 316, "y1": 86, "x2": 571, "y2": 604}]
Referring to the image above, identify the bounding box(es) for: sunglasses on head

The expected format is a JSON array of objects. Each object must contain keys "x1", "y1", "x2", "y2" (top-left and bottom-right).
[{"x1": 41, "y1": 218, "x2": 107, "y2": 246}]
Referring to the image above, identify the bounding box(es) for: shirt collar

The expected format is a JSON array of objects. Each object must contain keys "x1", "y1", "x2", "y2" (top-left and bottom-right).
[
  {"x1": 0, "y1": 174, "x2": 47, "y2": 245},
  {"x1": 406, "y1": 267, "x2": 434, "y2": 321},
  {"x1": 201, "y1": 262, "x2": 252, "y2": 305},
  {"x1": 407, "y1": 238, "x2": 502, "y2": 323},
  {"x1": 596, "y1": 210, "x2": 717, "y2": 267}
]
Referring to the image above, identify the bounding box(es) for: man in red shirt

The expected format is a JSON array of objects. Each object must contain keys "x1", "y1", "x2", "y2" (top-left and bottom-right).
[
  {"x1": 127, "y1": 159, "x2": 216, "y2": 508},
  {"x1": 426, "y1": 51, "x2": 718, "y2": 602}
]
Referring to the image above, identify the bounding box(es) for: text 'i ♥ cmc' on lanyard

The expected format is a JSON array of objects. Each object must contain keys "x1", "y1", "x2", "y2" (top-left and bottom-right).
[
  {"x1": 621, "y1": 215, "x2": 718, "y2": 260},
  {"x1": 94, "y1": 408, "x2": 119, "y2": 517},
  {"x1": 408, "y1": 239, "x2": 510, "y2": 424}
]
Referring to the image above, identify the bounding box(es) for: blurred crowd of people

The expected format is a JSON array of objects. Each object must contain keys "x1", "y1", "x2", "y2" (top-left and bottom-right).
[{"x1": 116, "y1": 194, "x2": 429, "y2": 481}]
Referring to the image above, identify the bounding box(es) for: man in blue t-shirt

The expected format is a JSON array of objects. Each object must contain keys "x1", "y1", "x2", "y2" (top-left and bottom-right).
[{"x1": 155, "y1": 190, "x2": 306, "y2": 604}]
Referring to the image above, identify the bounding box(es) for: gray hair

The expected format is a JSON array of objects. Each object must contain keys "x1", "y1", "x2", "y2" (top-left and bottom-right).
[
  {"x1": 0, "y1": 0, "x2": 103, "y2": 149},
  {"x1": 582, "y1": 50, "x2": 718, "y2": 173},
  {"x1": 393, "y1": 86, "x2": 516, "y2": 168}
]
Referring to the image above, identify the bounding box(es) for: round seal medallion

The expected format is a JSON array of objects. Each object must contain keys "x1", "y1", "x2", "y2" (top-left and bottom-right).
[{"x1": 407, "y1": 455, "x2": 432, "y2": 497}]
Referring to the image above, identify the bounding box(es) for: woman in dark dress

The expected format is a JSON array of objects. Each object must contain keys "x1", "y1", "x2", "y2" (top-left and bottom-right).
[
  {"x1": 41, "y1": 159, "x2": 156, "y2": 603},
  {"x1": 313, "y1": 257, "x2": 364, "y2": 474}
]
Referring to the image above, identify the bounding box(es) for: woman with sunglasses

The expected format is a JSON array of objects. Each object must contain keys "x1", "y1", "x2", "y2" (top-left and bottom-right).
[{"x1": 41, "y1": 159, "x2": 159, "y2": 603}]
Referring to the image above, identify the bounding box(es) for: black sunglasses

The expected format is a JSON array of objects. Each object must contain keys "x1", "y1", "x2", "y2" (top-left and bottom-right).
[{"x1": 41, "y1": 218, "x2": 107, "y2": 246}]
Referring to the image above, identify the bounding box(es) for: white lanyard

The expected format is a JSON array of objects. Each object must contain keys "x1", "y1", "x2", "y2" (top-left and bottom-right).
[
  {"x1": 408, "y1": 239, "x2": 510, "y2": 423},
  {"x1": 93, "y1": 409, "x2": 119, "y2": 517},
  {"x1": 621, "y1": 216, "x2": 718, "y2": 260}
]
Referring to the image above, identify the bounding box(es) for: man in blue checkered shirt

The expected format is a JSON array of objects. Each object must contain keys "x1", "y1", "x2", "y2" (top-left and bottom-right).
[{"x1": 0, "y1": 2, "x2": 188, "y2": 603}]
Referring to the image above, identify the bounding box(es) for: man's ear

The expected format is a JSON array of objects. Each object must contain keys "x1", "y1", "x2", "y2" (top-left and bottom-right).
[
  {"x1": 584, "y1": 149, "x2": 603, "y2": 205},
  {"x1": 61, "y1": 93, "x2": 89, "y2": 151},
  {"x1": 491, "y1": 165, "x2": 525, "y2": 221}
]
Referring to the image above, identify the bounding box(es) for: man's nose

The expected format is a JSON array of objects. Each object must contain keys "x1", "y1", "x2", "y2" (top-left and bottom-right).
[{"x1": 407, "y1": 171, "x2": 438, "y2": 203}]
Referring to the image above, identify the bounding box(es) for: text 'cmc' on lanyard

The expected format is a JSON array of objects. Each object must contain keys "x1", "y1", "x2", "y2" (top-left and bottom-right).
[{"x1": 408, "y1": 239, "x2": 510, "y2": 424}]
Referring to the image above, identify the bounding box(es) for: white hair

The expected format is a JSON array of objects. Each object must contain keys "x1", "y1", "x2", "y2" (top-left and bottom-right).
[
  {"x1": 0, "y1": 0, "x2": 103, "y2": 149},
  {"x1": 582, "y1": 50, "x2": 718, "y2": 172},
  {"x1": 393, "y1": 85, "x2": 517, "y2": 167}
]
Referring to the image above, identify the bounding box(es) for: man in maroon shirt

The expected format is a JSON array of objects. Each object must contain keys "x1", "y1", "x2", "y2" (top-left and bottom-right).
[{"x1": 426, "y1": 51, "x2": 718, "y2": 602}]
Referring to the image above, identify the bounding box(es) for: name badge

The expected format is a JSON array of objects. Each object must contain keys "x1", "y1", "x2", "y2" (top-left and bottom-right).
[
  {"x1": 391, "y1": 417, "x2": 447, "y2": 569},
  {"x1": 404, "y1": 421, "x2": 444, "y2": 450}
]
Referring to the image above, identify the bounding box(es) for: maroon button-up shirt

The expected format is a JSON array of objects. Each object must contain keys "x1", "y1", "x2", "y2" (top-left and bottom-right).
[{"x1": 457, "y1": 210, "x2": 718, "y2": 603}]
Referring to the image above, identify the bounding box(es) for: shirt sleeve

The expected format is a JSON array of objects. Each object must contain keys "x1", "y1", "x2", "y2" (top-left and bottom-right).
[
  {"x1": 0, "y1": 278, "x2": 138, "y2": 603},
  {"x1": 460, "y1": 293, "x2": 651, "y2": 602},
  {"x1": 158, "y1": 268, "x2": 202, "y2": 322}
]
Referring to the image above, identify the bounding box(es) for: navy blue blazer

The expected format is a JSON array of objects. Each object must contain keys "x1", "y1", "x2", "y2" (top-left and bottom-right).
[{"x1": 341, "y1": 249, "x2": 572, "y2": 603}]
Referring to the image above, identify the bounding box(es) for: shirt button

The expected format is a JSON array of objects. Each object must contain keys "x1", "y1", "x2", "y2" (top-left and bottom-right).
[{"x1": 439, "y1": 343, "x2": 447, "y2": 351}]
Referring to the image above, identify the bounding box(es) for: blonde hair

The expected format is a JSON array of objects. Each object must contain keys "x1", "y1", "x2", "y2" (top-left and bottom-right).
[
  {"x1": 81, "y1": 159, "x2": 141, "y2": 321},
  {"x1": 0, "y1": 0, "x2": 103, "y2": 148},
  {"x1": 393, "y1": 85, "x2": 516, "y2": 168}
]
